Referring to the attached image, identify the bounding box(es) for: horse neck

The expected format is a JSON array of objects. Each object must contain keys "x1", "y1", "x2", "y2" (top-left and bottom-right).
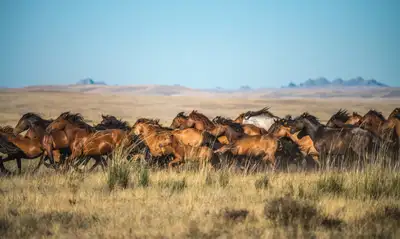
[
  {"x1": 208, "y1": 125, "x2": 224, "y2": 136},
  {"x1": 28, "y1": 124, "x2": 46, "y2": 141},
  {"x1": 380, "y1": 118, "x2": 398, "y2": 136},
  {"x1": 302, "y1": 119, "x2": 321, "y2": 141},
  {"x1": 345, "y1": 117, "x2": 360, "y2": 125}
]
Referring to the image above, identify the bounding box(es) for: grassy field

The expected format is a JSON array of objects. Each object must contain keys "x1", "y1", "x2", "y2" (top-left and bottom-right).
[{"x1": 0, "y1": 91, "x2": 399, "y2": 238}]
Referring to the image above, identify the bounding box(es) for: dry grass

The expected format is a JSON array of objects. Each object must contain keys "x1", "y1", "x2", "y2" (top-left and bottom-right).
[{"x1": 1, "y1": 91, "x2": 399, "y2": 238}]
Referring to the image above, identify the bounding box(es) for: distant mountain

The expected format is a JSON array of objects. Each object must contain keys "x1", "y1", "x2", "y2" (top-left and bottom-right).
[
  {"x1": 239, "y1": 85, "x2": 252, "y2": 91},
  {"x1": 283, "y1": 77, "x2": 388, "y2": 88},
  {"x1": 76, "y1": 78, "x2": 107, "y2": 85}
]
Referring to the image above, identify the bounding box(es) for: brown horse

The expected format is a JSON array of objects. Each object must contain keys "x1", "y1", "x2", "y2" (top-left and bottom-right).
[
  {"x1": 214, "y1": 134, "x2": 279, "y2": 170},
  {"x1": 46, "y1": 112, "x2": 123, "y2": 172},
  {"x1": 356, "y1": 109, "x2": 387, "y2": 136},
  {"x1": 326, "y1": 109, "x2": 352, "y2": 128},
  {"x1": 288, "y1": 112, "x2": 382, "y2": 164},
  {"x1": 213, "y1": 116, "x2": 266, "y2": 135},
  {"x1": 345, "y1": 112, "x2": 363, "y2": 125},
  {"x1": 12, "y1": 113, "x2": 71, "y2": 172},
  {"x1": 0, "y1": 125, "x2": 44, "y2": 174},
  {"x1": 356, "y1": 110, "x2": 398, "y2": 157},
  {"x1": 268, "y1": 118, "x2": 320, "y2": 165},
  {"x1": 139, "y1": 117, "x2": 222, "y2": 149},
  {"x1": 133, "y1": 119, "x2": 219, "y2": 168},
  {"x1": 170, "y1": 111, "x2": 243, "y2": 143},
  {"x1": 132, "y1": 120, "x2": 184, "y2": 168}
]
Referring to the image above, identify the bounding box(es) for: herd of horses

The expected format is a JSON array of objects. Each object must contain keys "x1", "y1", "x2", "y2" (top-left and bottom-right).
[{"x1": 0, "y1": 106, "x2": 399, "y2": 175}]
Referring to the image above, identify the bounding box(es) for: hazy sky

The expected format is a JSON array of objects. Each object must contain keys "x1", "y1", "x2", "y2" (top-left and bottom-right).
[{"x1": 1, "y1": 0, "x2": 399, "y2": 88}]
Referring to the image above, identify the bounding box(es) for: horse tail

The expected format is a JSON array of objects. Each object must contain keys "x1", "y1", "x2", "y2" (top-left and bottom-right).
[{"x1": 0, "y1": 135, "x2": 22, "y2": 155}]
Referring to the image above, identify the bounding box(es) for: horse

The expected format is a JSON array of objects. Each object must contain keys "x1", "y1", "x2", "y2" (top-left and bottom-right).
[
  {"x1": 12, "y1": 113, "x2": 73, "y2": 172},
  {"x1": 46, "y1": 112, "x2": 123, "y2": 172},
  {"x1": 170, "y1": 111, "x2": 243, "y2": 143},
  {"x1": 132, "y1": 120, "x2": 184, "y2": 168},
  {"x1": 356, "y1": 109, "x2": 398, "y2": 153},
  {"x1": 326, "y1": 109, "x2": 355, "y2": 128},
  {"x1": 268, "y1": 118, "x2": 320, "y2": 166},
  {"x1": 212, "y1": 116, "x2": 266, "y2": 135},
  {"x1": 0, "y1": 125, "x2": 45, "y2": 174},
  {"x1": 288, "y1": 112, "x2": 382, "y2": 166},
  {"x1": 234, "y1": 107, "x2": 279, "y2": 131},
  {"x1": 346, "y1": 112, "x2": 363, "y2": 125},
  {"x1": 138, "y1": 117, "x2": 222, "y2": 150},
  {"x1": 133, "y1": 119, "x2": 220, "y2": 169},
  {"x1": 94, "y1": 114, "x2": 131, "y2": 131}
]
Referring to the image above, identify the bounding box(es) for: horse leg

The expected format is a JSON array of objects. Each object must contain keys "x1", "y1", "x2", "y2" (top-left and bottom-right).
[
  {"x1": 0, "y1": 156, "x2": 13, "y2": 175},
  {"x1": 168, "y1": 155, "x2": 183, "y2": 169},
  {"x1": 88, "y1": 156, "x2": 103, "y2": 173},
  {"x1": 15, "y1": 157, "x2": 22, "y2": 175},
  {"x1": 33, "y1": 153, "x2": 46, "y2": 174}
]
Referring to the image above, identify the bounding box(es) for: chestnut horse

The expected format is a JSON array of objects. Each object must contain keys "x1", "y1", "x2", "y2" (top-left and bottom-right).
[
  {"x1": 13, "y1": 113, "x2": 71, "y2": 172},
  {"x1": 214, "y1": 134, "x2": 280, "y2": 170}
]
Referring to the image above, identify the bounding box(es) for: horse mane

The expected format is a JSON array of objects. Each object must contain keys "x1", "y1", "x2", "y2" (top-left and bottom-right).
[
  {"x1": 135, "y1": 118, "x2": 160, "y2": 126},
  {"x1": 21, "y1": 112, "x2": 53, "y2": 126},
  {"x1": 352, "y1": 112, "x2": 362, "y2": 117},
  {"x1": 0, "y1": 125, "x2": 14, "y2": 134},
  {"x1": 58, "y1": 112, "x2": 95, "y2": 132},
  {"x1": 389, "y1": 108, "x2": 400, "y2": 118},
  {"x1": 176, "y1": 112, "x2": 188, "y2": 119},
  {"x1": 329, "y1": 109, "x2": 350, "y2": 123},
  {"x1": 188, "y1": 110, "x2": 214, "y2": 129},
  {"x1": 98, "y1": 114, "x2": 130, "y2": 130},
  {"x1": 365, "y1": 109, "x2": 386, "y2": 121},
  {"x1": 212, "y1": 116, "x2": 243, "y2": 132},
  {"x1": 300, "y1": 112, "x2": 321, "y2": 125},
  {"x1": 244, "y1": 107, "x2": 277, "y2": 118}
]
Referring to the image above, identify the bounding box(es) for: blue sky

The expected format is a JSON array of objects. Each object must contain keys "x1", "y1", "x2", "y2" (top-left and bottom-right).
[{"x1": 1, "y1": 0, "x2": 399, "y2": 88}]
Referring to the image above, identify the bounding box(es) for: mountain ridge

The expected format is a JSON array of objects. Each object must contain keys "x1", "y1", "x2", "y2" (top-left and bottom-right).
[{"x1": 283, "y1": 77, "x2": 388, "y2": 88}]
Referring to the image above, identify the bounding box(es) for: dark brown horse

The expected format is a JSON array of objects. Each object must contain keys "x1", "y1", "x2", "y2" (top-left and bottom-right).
[
  {"x1": 268, "y1": 118, "x2": 320, "y2": 165},
  {"x1": 326, "y1": 109, "x2": 353, "y2": 128},
  {"x1": 288, "y1": 112, "x2": 382, "y2": 164},
  {"x1": 94, "y1": 114, "x2": 131, "y2": 131}
]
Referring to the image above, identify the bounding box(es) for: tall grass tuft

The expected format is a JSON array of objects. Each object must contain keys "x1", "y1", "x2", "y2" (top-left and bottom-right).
[
  {"x1": 316, "y1": 173, "x2": 345, "y2": 195},
  {"x1": 107, "y1": 145, "x2": 131, "y2": 191},
  {"x1": 137, "y1": 165, "x2": 150, "y2": 188},
  {"x1": 351, "y1": 167, "x2": 400, "y2": 200},
  {"x1": 254, "y1": 175, "x2": 269, "y2": 191}
]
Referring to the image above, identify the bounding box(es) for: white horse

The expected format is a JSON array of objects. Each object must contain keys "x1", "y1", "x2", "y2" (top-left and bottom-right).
[{"x1": 238, "y1": 107, "x2": 280, "y2": 131}]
